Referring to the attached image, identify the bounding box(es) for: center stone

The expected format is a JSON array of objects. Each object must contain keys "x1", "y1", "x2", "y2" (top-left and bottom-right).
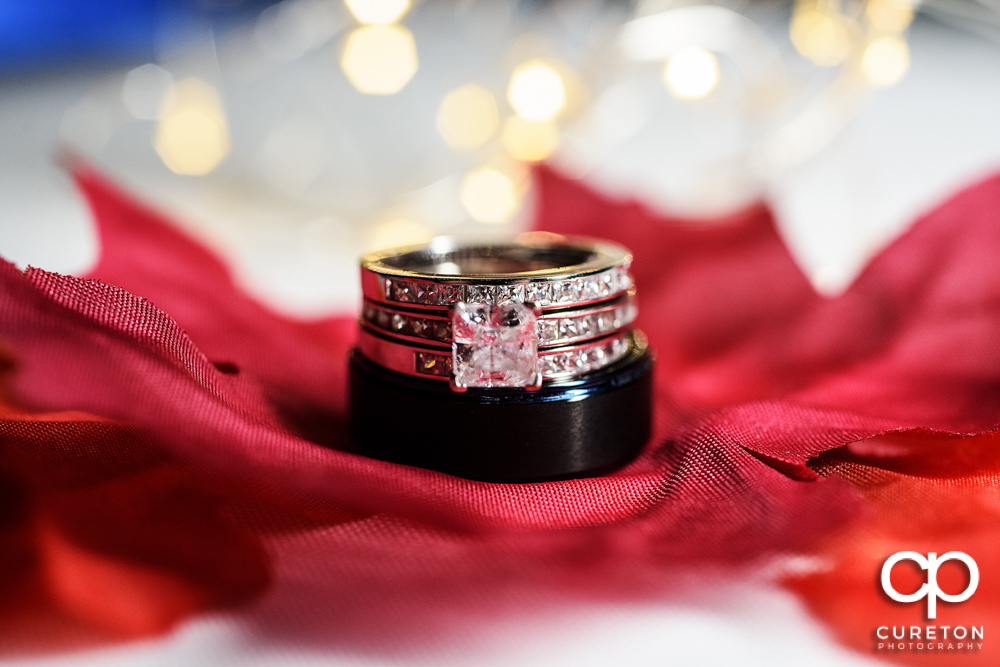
[{"x1": 451, "y1": 301, "x2": 538, "y2": 389}]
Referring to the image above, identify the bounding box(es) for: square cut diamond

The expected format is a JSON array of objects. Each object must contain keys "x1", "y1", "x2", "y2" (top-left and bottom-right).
[
  {"x1": 495, "y1": 284, "x2": 525, "y2": 304},
  {"x1": 524, "y1": 282, "x2": 551, "y2": 307},
  {"x1": 412, "y1": 282, "x2": 433, "y2": 303},
  {"x1": 451, "y1": 301, "x2": 538, "y2": 388},
  {"x1": 466, "y1": 285, "x2": 495, "y2": 304}
]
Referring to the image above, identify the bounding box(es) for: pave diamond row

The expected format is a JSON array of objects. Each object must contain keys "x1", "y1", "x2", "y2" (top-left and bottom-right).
[
  {"x1": 384, "y1": 265, "x2": 631, "y2": 308},
  {"x1": 364, "y1": 299, "x2": 636, "y2": 346},
  {"x1": 537, "y1": 301, "x2": 636, "y2": 345},
  {"x1": 414, "y1": 333, "x2": 631, "y2": 380},
  {"x1": 363, "y1": 304, "x2": 451, "y2": 342},
  {"x1": 537, "y1": 333, "x2": 630, "y2": 378}
]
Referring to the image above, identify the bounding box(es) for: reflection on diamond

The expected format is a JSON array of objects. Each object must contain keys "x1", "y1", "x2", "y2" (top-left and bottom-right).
[
  {"x1": 538, "y1": 333, "x2": 630, "y2": 378},
  {"x1": 382, "y1": 268, "x2": 630, "y2": 307},
  {"x1": 394, "y1": 281, "x2": 414, "y2": 302},
  {"x1": 435, "y1": 284, "x2": 463, "y2": 304},
  {"x1": 616, "y1": 267, "x2": 632, "y2": 291},
  {"x1": 412, "y1": 282, "x2": 432, "y2": 303},
  {"x1": 452, "y1": 301, "x2": 538, "y2": 388},
  {"x1": 599, "y1": 272, "x2": 614, "y2": 296},
  {"x1": 527, "y1": 282, "x2": 551, "y2": 306},
  {"x1": 554, "y1": 280, "x2": 577, "y2": 303},
  {"x1": 432, "y1": 320, "x2": 450, "y2": 341},
  {"x1": 495, "y1": 284, "x2": 525, "y2": 304},
  {"x1": 562, "y1": 318, "x2": 579, "y2": 337},
  {"x1": 538, "y1": 318, "x2": 559, "y2": 341},
  {"x1": 466, "y1": 285, "x2": 495, "y2": 304},
  {"x1": 415, "y1": 351, "x2": 451, "y2": 377}
]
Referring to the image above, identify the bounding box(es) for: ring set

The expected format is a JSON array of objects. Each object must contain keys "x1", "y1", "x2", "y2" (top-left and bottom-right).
[
  {"x1": 357, "y1": 234, "x2": 639, "y2": 392},
  {"x1": 348, "y1": 234, "x2": 654, "y2": 482}
]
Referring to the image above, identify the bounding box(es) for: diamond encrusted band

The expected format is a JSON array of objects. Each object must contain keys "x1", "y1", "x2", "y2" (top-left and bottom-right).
[
  {"x1": 357, "y1": 327, "x2": 636, "y2": 383},
  {"x1": 351, "y1": 235, "x2": 651, "y2": 480},
  {"x1": 361, "y1": 294, "x2": 637, "y2": 348},
  {"x1": 378, "y1": 267, "x2": 631, "y2": 309},
  {"x1": 360, "y1": 234, "x2": 632, "y2": 312}
]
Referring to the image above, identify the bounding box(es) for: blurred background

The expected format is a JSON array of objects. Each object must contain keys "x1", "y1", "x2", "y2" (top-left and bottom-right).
[{"x1": 1, "y1": 0, "x2": 999, "y2": 319}]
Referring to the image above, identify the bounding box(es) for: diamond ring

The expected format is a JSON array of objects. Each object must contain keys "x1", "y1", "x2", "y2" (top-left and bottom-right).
[
  {"x1": 349, "y1": 234, "x2": 653, "y2": 481},
  {"x1": 356, "y1": 326, "x2": 637, "y2": 386},
  {"x1": 361, "y1": 293, "x2": 637, "y2": 349},
  {"x1": 357, "y1": 234, "x2": 637, "y2": 392}
]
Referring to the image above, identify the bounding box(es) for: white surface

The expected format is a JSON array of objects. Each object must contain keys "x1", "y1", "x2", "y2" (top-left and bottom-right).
[
  {"x1": 5, "y1": 594, "x2": 877, "y2": 667},
  {"x1": 4, "y1": 527, "x2": 881, "y2": 667},
  {"x1": 769, "y1": 19, "x2": 1000, "y2": 294}
]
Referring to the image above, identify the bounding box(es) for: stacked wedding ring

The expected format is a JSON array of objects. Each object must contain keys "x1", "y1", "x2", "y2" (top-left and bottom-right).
[{"x1": 348, "y1": 233, "x2": 654, "y2": 482}]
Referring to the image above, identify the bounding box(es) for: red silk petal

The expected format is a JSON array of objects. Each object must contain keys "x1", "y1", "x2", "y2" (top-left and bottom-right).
[
  {"x1": 74, "y1": 166, "x2": 356, "y2": 449},
  {"x1": 534, "y1": 166, "x2": 1000, "y2": 443},
  {"x1": 0, "y1": 414, "x2": 272, "y2": 643},
  {"x1": 787, "y1": 445, "x2": 1000, "y2": 666}
]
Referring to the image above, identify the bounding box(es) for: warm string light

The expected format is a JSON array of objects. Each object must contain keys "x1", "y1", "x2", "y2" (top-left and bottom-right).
[
  {"x1": 460, "y1": 167, "x2": 518, "y2": 224},
  {"x1": 867, "y1": 0, "x2": 915, "y2": 32},
  {"x1": 436, "y1": 84, "x2": 499, "y2": 151},
  {"x1": 502, "y1": 116, "x2": 559, "y2": 162},
  {"x1": 861, "y1": 0, "x2": 914, "y2": 87},
  {"x1": 431, "y1": 59, "x2": 570, "y2": 226},
  {"x1": 790, "y1": 3, "x2": 858, "y2": 67},
  {"x1": 341, "y1": 0, "x2": 417, "y2": 95},
  {"x1": 154, "y1": 78, "x2": 230, "y2": 176},
  {"x1": 789, "y1": 0, "x2": 913, "y2": 88},
  {"x1": 663, "y1": 47, "x2": 720, "y2": 100},
  {"x1": 861, "y1": 34, "x2": 910, "y2": 86},
  {"x1": 507, "y1": 60, "x2": 567, "y2": 122},
  {"x1": 344, "y1": 0, "x2": 410, "y2": 25},
  {"x1": 340, "y1": 24, "x2": 418, "y2": 95}
]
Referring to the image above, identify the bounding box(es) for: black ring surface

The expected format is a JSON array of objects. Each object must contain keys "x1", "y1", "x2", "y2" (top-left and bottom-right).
[{"x1": 348, "y1": 344, "x2": 654, "y2": 482}]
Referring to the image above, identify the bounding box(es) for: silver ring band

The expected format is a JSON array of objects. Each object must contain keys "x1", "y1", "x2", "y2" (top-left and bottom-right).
[
  {"x1": 357, "y1": 326, "x2": 639, "y2": 383},
  {"x1": 356, "y1": 235, "x2": 640, "y2": 392},
  {"x1": 361, "y1": 293, "x2": 637, "y2": 349},
  {"x1": 360, "y1": 233, "x2": 632, "y2": 312}
]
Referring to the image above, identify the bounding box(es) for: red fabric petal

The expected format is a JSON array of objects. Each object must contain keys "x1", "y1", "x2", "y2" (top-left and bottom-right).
[
  {"x1": 787, "y1": 442, "x2": 1000, "y2": 665},
  {"x1": 535, "y1": 165, "x2": 1000, "y2": 440},
  {"x1": 75, "y1": 166, "x2": 356, "y2": 448}
]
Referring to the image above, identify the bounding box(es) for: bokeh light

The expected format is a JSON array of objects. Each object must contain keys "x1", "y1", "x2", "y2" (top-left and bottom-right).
[
  {"x1": 790, "y1": 8, "x2": 857, "y2": 66},
  {"x1": 341, "y1": 24, "x2": 418, "y2": 95},
  {"x1": 663, "y1": 48, "x2": 720, "y2": 100},
  {"x1": 436, "y1": 84, "x2": 499, "y2": 151},
  {"x1": 460, "y1": 167, "x2": 518, "y2": 224},
  {"x1": 502, "y1": 116, "x2": 558, "y2": 162},
  {"x1": 867, "y1": 0, "x2": 915, "y2": 33},
  {"x1": 344, "y1": 0, "x2": 410, "y2": 25},
  {"x1": 154, "y1": 78, "x2": 230, "y2": 176},
  {"x1": 507, "y1": 60, "x2": 566, "y2": 122},
  {"x1": 861, "y1": 35, "x2": 910, "y2": 87},
  {"x1": 365, "y1": 217, "x2": 430, "y2": 251}
]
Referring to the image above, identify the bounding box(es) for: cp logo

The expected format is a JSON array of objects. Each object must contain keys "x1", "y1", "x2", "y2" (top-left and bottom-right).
[{"x1": 881, "y1": 551, "x2": 979, "y2": 619}]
